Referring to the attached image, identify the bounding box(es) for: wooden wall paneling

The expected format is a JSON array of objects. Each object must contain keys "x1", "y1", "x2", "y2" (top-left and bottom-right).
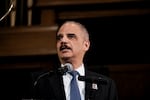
[
  {"x1": 36, "y1": 0, "x2": 140, "y2": 7},
  {"x1": 41, "y1": 9, "x2": 56, "y2": 25},
  {"x1": 57, "y1": 8, "x2": 150, "y2": 20},
  {"x1": 0, "y1": 26, "x2": 58, "y2": 56},
  {"x1": 36, "y1": 0, "x2": 150, "y2": 21}
]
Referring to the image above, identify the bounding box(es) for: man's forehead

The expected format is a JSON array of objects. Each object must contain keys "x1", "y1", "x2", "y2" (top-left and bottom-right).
[{"x1": 58, "y1": 23, "x2": 82, "y2": 34}]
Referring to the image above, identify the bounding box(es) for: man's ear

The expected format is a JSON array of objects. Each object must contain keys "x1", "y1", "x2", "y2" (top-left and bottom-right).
[{"x1": 84, "y1": 40, "x2": 90, "y2": 51}]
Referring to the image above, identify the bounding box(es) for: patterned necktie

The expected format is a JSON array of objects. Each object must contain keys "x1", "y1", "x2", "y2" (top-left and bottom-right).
[{"x1": 69, "y1": 71, "x2": 81, "y2": 100}]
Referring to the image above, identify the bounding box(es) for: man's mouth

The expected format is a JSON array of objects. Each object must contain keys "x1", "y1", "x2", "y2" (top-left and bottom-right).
[{"x1": 60, "y1": 45, "x2": 71, "y2": 51}]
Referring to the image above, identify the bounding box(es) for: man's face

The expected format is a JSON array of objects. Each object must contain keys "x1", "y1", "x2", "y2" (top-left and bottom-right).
[{"x1": 56, "y1": 22, "x2": 89, "y2": 61}]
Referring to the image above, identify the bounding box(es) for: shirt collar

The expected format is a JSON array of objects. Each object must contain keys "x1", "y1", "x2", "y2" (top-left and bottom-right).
[{"x1": 74, "y1": 63, "x2": 85, "y2": 76}]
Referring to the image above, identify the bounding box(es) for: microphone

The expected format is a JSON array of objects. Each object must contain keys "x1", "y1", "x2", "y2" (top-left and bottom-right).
[
  {"x1": 34, "y1": 63, "x2": 73, "y2": 86},
  {"x1": 57, "y1": 63, "x2": 73, "y2": 75},
  {"x1": 78, "y1": 75, "x2": 107, "y2": 84},
  {"x1": 33, "y1": 71, "x2": 53, "y2": 86}
]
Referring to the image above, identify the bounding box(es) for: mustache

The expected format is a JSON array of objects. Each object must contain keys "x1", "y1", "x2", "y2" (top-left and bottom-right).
[{"x1": 60, "y1": 44, "x2": 71, "y2": 51}]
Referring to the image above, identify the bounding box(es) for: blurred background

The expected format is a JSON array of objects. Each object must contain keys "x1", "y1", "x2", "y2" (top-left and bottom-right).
[{"x1": 0, "y1": 0, "x2": 150, "y2": 99}]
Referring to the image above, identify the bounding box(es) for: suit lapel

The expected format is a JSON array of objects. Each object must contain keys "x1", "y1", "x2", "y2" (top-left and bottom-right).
[
  {"x1": 50, "y1": 74, "x2": 66, "y2": 100},
  {"x1": 85, "y1": 81, "x2": 92, "y2": 100},
  {"x1": 85, "y1": 69, "x2": 92, "y2": 100}
]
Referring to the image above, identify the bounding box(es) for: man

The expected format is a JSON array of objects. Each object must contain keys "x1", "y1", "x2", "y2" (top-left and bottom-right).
[{"x1": 33, "y1": 21, "x2": 118, "y2": 100}]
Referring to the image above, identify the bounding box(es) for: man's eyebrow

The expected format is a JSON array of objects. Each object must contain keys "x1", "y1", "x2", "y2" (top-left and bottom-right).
[
  {"x1": 67, "y1": 33, "x2": 75, "y2": 35},
  {"x1": 67, "y1": 33, "x2": 76, "y2": 37}
]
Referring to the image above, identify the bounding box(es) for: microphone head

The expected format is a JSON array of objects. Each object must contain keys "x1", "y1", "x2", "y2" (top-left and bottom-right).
[
  {"x1": 58, "y1": 63, "x2": 73, "y2": 75},
  {"x1": 63, "y1": 63, "x2": 73, "y2": 72}
]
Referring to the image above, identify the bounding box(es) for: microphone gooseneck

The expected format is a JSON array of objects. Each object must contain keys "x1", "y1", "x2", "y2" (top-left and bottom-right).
[
  {"x1": 34, "y1": 63, "x2": 73, "y2": 87},
  {"x1": 34, "y1": 71, "x2": 53, "y2": 86}
]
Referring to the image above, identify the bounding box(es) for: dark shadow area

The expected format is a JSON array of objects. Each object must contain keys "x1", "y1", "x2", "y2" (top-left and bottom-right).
[
  {"x1": 0, "y1": 55, "x2": 59, "y2": 99},
  {"x1": 57, "y1": 14, "x2": 150, "y2": 65},
  {"x1": 0, "y1": 69, "x2": 34, "y2": 99}
]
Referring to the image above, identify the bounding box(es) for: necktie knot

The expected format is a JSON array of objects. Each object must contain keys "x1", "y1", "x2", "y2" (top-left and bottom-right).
[{"x1": 69, "y1": 71, "x2": 79, "y2": 78}]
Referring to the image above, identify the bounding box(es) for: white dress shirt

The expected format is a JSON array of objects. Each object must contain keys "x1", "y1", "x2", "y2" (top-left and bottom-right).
[{"x1": 62, "y1": 64, "x2": 85, "y2": 100}]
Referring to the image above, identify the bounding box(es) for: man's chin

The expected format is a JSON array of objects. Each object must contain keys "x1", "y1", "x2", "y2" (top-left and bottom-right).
[{"x1": 61, "y1": 56, "x2": 71, "y2": 61}]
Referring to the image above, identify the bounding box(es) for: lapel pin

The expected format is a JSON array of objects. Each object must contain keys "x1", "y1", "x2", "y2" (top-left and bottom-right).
[{"x1": 92, "y1": 83, "x2": 98, "y2": 90}]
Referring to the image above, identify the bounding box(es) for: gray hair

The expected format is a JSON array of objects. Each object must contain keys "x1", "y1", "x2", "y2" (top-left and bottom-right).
[{"x1": 62, "y1": 21, "x2": 89, "y2": 41}]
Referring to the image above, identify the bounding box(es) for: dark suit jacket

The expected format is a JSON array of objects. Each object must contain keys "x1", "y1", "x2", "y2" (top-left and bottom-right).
[{"x1": 33, "y1": 68, "x2": 118, "y2": 100}]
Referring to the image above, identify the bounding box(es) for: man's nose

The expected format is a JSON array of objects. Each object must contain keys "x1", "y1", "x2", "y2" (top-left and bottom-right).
[{"x1": 60, "y1": 36, "x2": 68, "y2": 42}]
